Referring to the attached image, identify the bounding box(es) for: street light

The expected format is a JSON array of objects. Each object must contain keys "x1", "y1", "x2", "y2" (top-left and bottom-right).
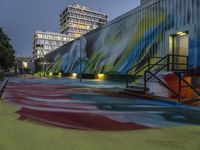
[
  {"x1": 39, "y1": 50, "x2": 46, "y2": 77},
  {"x1": 79, "y1": 38, "x2": 82, "y2": 82},
  {"x1": 43, "y1": 55, "x2": 46, "y2": 77}
]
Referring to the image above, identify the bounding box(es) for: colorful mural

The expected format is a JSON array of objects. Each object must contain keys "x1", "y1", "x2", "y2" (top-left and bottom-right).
[
  {"x1": 46, "y1": 0, "x2": 199, "y2": 75},
  {"x1": 3, "y1": 78, "x2": 200, "y2": 131}
]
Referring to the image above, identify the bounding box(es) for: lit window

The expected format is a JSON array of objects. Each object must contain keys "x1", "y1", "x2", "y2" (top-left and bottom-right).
[{"x1": 37, "y1": 34, "x2": 42, "y2": 38}]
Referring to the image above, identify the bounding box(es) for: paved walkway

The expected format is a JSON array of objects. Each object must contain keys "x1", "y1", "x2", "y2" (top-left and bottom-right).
[{"x1": 2, "y1": 77, "x2": 200, "y2": 130}]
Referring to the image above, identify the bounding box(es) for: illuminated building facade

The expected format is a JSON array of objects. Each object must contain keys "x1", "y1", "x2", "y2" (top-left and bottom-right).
[
  {"x1": 32, "y1": 31, "x2": 69, "y2": 60},
  {"x1": 59, "y1": 3, "x2": 108, "y2": 40},
  {"x1": 15, "y1": 56, "x2": 35, "y2": 73}
]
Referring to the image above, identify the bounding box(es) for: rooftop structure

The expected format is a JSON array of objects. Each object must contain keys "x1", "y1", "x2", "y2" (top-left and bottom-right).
[{"x1": 59, "y1": 3, "x2": 108, "y2": 40}]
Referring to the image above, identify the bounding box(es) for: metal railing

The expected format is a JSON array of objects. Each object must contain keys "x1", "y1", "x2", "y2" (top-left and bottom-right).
[
  {"x1": 144, "y1": 55, "x2": 189, "y2": 95},
  {"x1": 126, "y1": 56, "x2": 165, "y2": 88},
  {"x1": 143, "y1": 54, "x2": 200, "y2": 102},
  {"x1": 125, "y1": 54, "x2": 200, "y2": 102}
]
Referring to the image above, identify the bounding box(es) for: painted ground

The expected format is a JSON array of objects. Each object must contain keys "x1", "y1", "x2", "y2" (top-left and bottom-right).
[
  {"x1": 1, "y1": 77, "x2": 200, "y2": 150},
  {"x1": 2, "y1": 78, "x2": 200, "y2": 131}
]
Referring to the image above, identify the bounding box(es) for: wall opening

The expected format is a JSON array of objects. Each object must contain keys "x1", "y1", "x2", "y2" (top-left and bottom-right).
[{"x1": 169, "y1": 32, "x2": 189, "y2": 70}]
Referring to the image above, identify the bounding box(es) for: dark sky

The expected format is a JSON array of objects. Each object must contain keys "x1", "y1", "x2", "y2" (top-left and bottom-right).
[{"x1": 0, "y1": 0, "x2": 140, "y2": 57}]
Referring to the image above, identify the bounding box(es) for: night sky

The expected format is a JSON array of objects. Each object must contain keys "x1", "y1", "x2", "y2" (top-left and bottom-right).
[{"x1": 0, "y1": 0, "x2": 140, "y2": 57}]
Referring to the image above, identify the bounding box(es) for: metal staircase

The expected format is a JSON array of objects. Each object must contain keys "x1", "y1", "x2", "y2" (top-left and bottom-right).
[{"x1": 125, "y1": 54, "x2": 200, "y2": 103}]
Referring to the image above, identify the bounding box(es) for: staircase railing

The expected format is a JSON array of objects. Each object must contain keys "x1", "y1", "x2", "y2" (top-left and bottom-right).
[
  {"x1": 126, "y1": 56, "x2": 164, "y2": 88},
  {"x1": 126, "y1": 59, "x2": 149, "y2": 88},
  {"x1": 125, "y1": 54, "x2": 200, "y2": 102},
  {"x1": 175, "y1": 72, "x2": 200, "y2": 103},
  {"x1": 144, "y1": 55, "x2": 181, "y2": 97},
  {"x1": 144, "y1": 54, "x2": 200, "y2": 102}
]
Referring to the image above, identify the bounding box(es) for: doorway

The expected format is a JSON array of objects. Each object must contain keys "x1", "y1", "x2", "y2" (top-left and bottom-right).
[{"x1": 171, "y1": 32, "x2": 189, "y2": 70}]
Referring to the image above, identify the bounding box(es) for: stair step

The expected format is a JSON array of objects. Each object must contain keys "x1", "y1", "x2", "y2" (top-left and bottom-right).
[
  {"x1": 122, "y1": 89, "x2": 152, "y2": 98},
  {"x1": 182, "y1": 97, "x2": 200, "y2": 104},
  {"x1": 125, "y1": 87, "x2": 149, "y2": 93},
  {"x1": 131, "y1": 82, "x2": 144, "y2": 86},
  {"x1": 128, "y1": 85, "x2": 150, "y2": 91}
]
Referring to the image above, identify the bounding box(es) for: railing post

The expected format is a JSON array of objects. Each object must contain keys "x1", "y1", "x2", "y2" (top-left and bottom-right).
[
  {"x1": 148, "y1": 57, "x2": 150, "y2": 69},
  {"x1": 172, "y1": 55, "x2": 174, "y2": 71},
  {"x1": 187, "y1": 56, "x2": 189, "y2": 71},
  {"x1": 178, "y1": 73, "x2": 182, "y2": 102},
  {"x1": 167, "y1": 55, "x2": 170, "y2": 71},
  {"x1": 144, "y1": 71, "x2": 147, "y2": 92},
  {"x1": 126, "y1": 73, "x2": 129, "y2": 88}
]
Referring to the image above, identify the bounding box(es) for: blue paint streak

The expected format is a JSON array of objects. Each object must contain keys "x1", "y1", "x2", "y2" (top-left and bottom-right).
[{"x1": 119, "y1": 16, "x2": 173, "y2": 74}]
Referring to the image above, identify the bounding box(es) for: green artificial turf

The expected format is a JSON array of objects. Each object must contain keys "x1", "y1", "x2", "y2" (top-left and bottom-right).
[{"x1": 0, "y1": 101, "x2": 200, "y2": 150}]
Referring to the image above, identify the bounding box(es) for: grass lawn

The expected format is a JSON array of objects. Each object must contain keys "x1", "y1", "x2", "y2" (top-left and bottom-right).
[{"x1": 0, "y1": 101, "x2": 200, "y2": 150}]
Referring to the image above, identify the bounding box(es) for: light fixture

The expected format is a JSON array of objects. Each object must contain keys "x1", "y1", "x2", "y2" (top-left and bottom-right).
[
  {"x1": 180, "y1": 33, "x2": 186, "y2": 36},
  {"x1": 49, "y1": 72, "x2": 53, "y2": 76},
  {"x1": 177, "y1": 32, "x2": 187, "y2": 36},
  {"x1": 97, "y1": 74, "x2": 105, "y2": 80},
  {"x1": 72, "y1": 73, "x2": 78, "y2": 78},
  {"x1": 58, "y1": 72, "x2": 62, "y2": 77},
  {"x1": 177, "y1": 32, "x2": 184, "y2": 35}
]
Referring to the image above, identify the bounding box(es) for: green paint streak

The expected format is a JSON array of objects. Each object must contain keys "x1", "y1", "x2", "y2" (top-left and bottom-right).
[
  {"x1": 85, "y1": 51, "x2": 108, "y2": 73},
  {"x1": 48, "y1": 58, "x2": 62, "y2": 73}
]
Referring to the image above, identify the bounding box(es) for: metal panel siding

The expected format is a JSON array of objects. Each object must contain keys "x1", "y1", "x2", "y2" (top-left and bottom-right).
[
  {"x1": 45, "y1": 0, "x2": 199, "y2": 74},
  {"x1": 196, "y1": 0, "x2": 200, "y2": 66}
]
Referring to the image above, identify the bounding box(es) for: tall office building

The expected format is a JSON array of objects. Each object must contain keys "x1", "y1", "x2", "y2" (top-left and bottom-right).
[
  {"x1": 32, "y1": 31, "x2": 69, "y2": 60},
  {"x1": 59, "y1": 3, "x2": 108, "y2": 40}
]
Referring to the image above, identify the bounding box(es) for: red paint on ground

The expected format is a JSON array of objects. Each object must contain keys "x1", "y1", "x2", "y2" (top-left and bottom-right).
[
  {"x1": 4, "y1": 82, "x2": 149, "y2": 131},
  {"x1": 17, "y1": 108, "x2": 149, "y2": 131}
]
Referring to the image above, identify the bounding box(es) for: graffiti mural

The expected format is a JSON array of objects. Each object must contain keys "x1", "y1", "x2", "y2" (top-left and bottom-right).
[{"x1": 46, "y1": 0, "x2": 199, "y2": 75}]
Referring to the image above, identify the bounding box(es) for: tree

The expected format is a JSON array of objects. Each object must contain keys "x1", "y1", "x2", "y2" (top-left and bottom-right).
[{"x1": 0, "y1": 27, "x2": 15, "y2": 71}]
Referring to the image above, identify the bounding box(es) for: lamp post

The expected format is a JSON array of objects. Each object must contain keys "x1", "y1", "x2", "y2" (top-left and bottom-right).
[
  {"x1": 43, "y1": 55, "x2": 46, "y2": 77},
  {"x1": 39, "y1": 50, "x2": 46, "y2": 77},
  {"x1": 79, "y1": 38, "x2": 82, "y2": 82}
]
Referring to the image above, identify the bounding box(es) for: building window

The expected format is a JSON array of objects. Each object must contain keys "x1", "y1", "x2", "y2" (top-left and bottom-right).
[{"x1": 37, "y1": 34, "x2": 42, "y2": 38}]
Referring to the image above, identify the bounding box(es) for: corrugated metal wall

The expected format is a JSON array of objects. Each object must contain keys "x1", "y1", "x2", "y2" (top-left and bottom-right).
[{"x1": 45, "y1": 0, "x2": 199, "y2": 74}]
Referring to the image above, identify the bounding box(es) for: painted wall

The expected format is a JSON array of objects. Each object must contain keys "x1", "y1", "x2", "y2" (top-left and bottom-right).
[{"x1": 46, "y1": 0, "x2": 199, "y2": 75}]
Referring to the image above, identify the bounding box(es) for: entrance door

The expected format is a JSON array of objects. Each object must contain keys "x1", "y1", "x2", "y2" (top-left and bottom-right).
[{"x1": 172, "y1": 33, "x2": 189, "y2": 70}]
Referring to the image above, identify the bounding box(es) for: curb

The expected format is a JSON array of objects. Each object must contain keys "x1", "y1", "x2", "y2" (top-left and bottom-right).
[{"x1": 0, "y1": 79, "x2": 9, "y2": 98}]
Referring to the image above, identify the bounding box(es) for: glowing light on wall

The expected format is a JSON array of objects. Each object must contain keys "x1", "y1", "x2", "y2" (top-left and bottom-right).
[
  {"x1": 49, "y1": 72, "x2": 53, "y2": 76},
  {"x1": 58, "y1": 73, "x2": 62, "y2": 77},
  {"x1": 97, "y1": 74, "x2": 105, "y2": 80},
  {"x1": 72, "y1": 73, "x2": 78, "y2": 78}
]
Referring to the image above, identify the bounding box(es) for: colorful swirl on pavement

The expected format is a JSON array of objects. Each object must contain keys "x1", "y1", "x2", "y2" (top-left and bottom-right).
[{"x1": 3, "y1": 78, "x2": 200, "y2": 131}]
